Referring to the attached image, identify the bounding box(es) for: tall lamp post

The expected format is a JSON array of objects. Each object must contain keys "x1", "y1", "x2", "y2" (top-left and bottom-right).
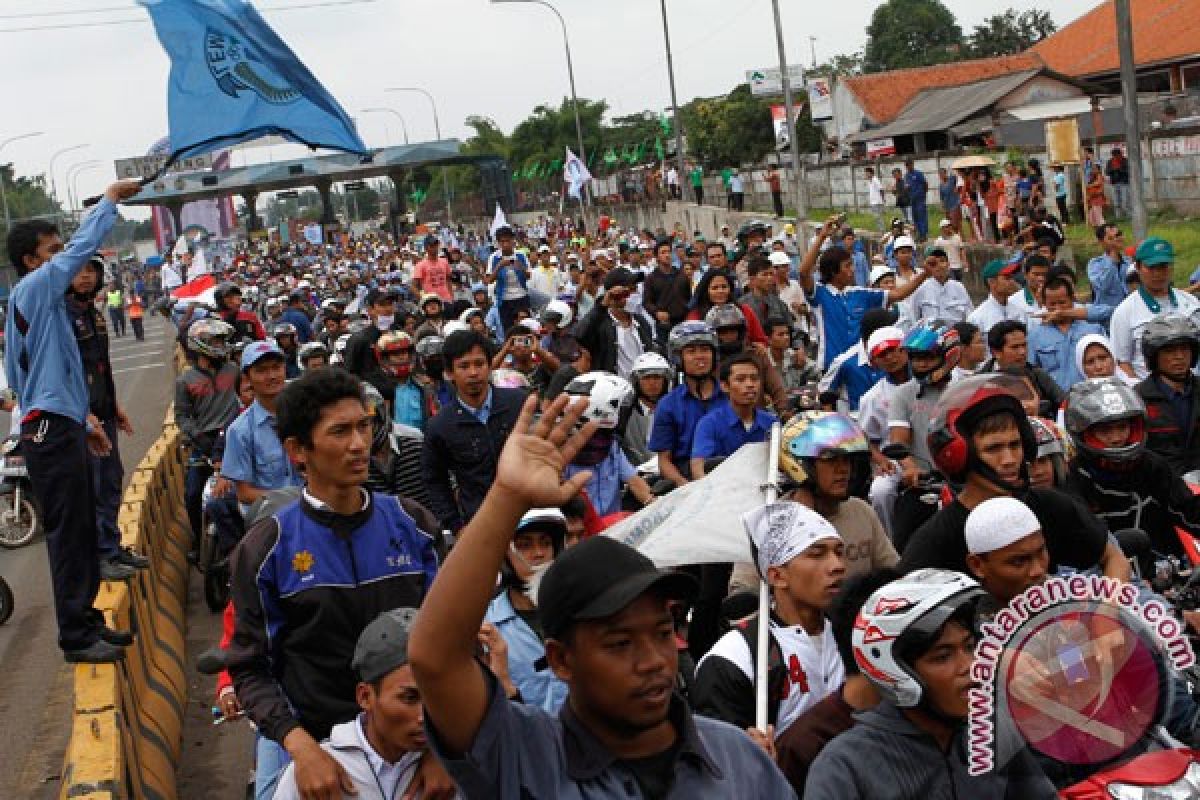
[
  {"x1": 658, "y1": 0, "x2": 688, "y2": 198},
  {"x1": 361, "y1": 108, "x2": 410, "y2": 145},
  {"x1": 385, "y1": 86, "x2": 452, "y2": 223},
  {"x1": 48, "y1": 143, "x2": 89, "y2": 223},
  {"x1": 1, "y1": 131, "x2": 45, "y2": 245},
  {"x1": 491, "y1": 0, "x2": 587, "y2": 166},
  {"x1": 71, "y1": 166, "x2": 102, "y2": 220},
  {"x1": 771, "y1": 0, "x2": 807, "y2": 222},
  {"x1": 65, "y1": 160, "x2": 102, "y2": 220}
]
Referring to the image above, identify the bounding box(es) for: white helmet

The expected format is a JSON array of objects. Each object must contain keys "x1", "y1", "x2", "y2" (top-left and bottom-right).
[
  {"x1": 852, "y1": 569, "x2": 984, "y2": 708},
  {"x1": 331, "y1": 333, "x2": 352, "y2": 365},
  {"x1": 443, "y1": 319, "x2": 470, "y2": 336},
  {"x1": 541, "y1": 299, "x2": 574, "y2": 329},
  {"x1": 564, "y1": 371, "x2": 635, "y2": 431},
  {"x1": 630, "y1": 352, "x2": 672, "y2": 381}
]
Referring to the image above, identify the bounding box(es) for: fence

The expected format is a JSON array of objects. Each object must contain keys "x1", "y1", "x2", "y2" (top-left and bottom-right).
[{"x1": 58, "y1": 350, "x2": 191, "y2": 800}]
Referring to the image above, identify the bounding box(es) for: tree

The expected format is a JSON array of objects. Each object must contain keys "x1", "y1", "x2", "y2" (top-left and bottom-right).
[
  {"x1": 967, "y1": 9, "x2": 1056, "y2": 58},
  {"x1": 863, "y1": 0, "x2": 963, "y2": 73},
  {"x1": 813, "y1": 51, "x2": 865, "y2": 78}
]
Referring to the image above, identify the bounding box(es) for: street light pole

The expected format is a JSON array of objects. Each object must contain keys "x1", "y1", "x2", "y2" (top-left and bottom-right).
[
  {"x1": 71, "y1": 166, "x2": 101, "y2": 220},
  {"x1": 385, "y1": 86, "x2": 452, "y2": 223},
  {"x1": 65, "y1": 160, "x2": 102, "y2": 221},
  {"x1": 48, "y1": 143, "x2": 89, "y2": 223},
  {"x1": 361, "y1": 108, "x2": 410, "y2": 145},
  {"x1": 492, "y1": 0, "x2": 587, "y2": 166},
  {"x1": 658, "y1": 0, "x2": 688, "y2": 199},
  {"x1": 1115, "y1": 0, "x2": 1147, "y2": 241},
  {"x1": 771, "y1": 0, "x2": 807, "y2": 223},
  {"x1": 1, "y1": 131, "x2": 45, "y2": 245}
]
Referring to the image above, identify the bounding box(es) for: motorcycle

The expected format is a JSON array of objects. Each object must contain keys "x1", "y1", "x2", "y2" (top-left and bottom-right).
[
  {"x1": 880, "y1": 442, "x2": 950, "y2": 554},
  {"x1": 198, "y1": 473, "x2": 239, "y2": 613},
  {"x1": 0, "y1": 435, "x2": 42, "y2": 549},
  {"x1": 0, "y1": 574, "x2": 12, "y2": 624}
]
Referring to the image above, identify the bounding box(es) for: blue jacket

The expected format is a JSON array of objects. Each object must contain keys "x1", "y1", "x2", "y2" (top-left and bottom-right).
[
  {"x1": 6, "y1": 198, "x2": 118, "y2": 424},
  {"x1": 279, "y1": 307, "x2": 313, "y2": 343},
  {"x1": 229, "y1": 492, "x2": 439, "y2": 743},
  {"x1": 485, "y1": 590, "x2": 568, "y2": 713}
]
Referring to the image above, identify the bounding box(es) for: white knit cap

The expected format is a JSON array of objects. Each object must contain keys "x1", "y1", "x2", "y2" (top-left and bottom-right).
[
  {"x1": 965, "y1": 497, "x2": 1041, "y2": 555},
  {"x1": 742, "y1": 502, "x2": 841, "y2": 577}
]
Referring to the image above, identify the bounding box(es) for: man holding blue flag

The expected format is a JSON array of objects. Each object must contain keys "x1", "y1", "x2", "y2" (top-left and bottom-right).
[
  {"x1": 5, "y1": 179, "x2": 144, "y2": 664},
  {"x1": 138, "y1": 0, "x2": 367, "y2": 168}
]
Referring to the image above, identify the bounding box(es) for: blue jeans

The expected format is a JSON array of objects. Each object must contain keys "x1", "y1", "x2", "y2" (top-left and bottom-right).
[
  {"x1": 90, "y1": 418, "x2": 124, "y2": 561},
  {"x1": 254, "y1": 734, "x2": 291, "y2": 800},
  {"x1": 911, "y1": 201, "x2": 929, "y2": 239}
]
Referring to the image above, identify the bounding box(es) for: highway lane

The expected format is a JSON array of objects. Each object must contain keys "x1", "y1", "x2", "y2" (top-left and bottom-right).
[{"x1": 0, "y1": 316, "x2": 176, "y2": 799}]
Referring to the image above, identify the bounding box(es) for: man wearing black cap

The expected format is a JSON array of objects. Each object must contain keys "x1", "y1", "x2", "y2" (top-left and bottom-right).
[
  {"x1": 343, "y1": 288, "x2": 402, "y2": 378},
  {"x1": 576, "y1": 267, "x2": 654, "y2": 378},
  {"x1": 410, "y1": 394, "x2": 796, "y2": 798}
]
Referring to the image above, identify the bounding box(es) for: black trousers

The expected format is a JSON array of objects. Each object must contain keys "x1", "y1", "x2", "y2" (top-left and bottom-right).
[
  {"x1": 1056, "y1": 195, "x2": 1070, "y2": 224},
  {"x1": 694, "y1": 186, "x2": 704, "y2": 206},
  {"x1": 22, "y1": 413, "x2": 101, "y2": 651},
  {"x1": 772, "y1": 190, "x2": 784, "y2": 218}
]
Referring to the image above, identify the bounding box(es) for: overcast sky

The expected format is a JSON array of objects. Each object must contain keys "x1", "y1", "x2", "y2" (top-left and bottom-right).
[{"x1": 1, "y1": 0, "x2": 1099, "y2": 217}]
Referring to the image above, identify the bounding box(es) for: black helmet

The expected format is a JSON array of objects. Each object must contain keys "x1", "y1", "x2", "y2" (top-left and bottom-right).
[
  {"x1": 1064, "y1": 377, "x2": 1147, "y2": 472},
  {"x1": 1141, "y1": 313, "x2": 1200, "y2": 373}
]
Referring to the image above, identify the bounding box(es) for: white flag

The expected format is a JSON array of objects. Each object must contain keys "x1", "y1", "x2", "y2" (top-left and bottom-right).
[
  {"x1": 563, "y1": 147, "x2": 592, "y2": 200},
  {"x1": 604, "y1": 443, "x2": 769, "y2": 568},
  {"x1": 489, "y1": 203, "x2": 509, "y2": 240}
]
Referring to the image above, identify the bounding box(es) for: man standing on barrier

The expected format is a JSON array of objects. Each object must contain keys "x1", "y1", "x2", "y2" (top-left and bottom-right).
[{"x1": 4, "y1": 178, "x2": 143, "y2": 663}]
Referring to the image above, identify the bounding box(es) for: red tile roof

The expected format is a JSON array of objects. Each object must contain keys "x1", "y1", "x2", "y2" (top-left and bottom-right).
[
  {"x1": 1031, "y1": 0, "x2": 1200, "y2": 78},
  {"x1": 842, "y1": 53, "x2": 1045, "y2": 124}
]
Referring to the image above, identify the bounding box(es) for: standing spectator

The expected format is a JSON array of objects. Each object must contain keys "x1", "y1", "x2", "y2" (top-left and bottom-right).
[
  {"x1": 228, "y1": 369, "x2": 444, "y2": 800},
  {"x1": 910, "y1": 247, "x2": 972, "y2": 323},
  {"x1": 891, "y1": 167, "x2": 911, "y2": 224},
  {"x1": 414, "y1": 235, "x2": 454, "y2": 303},
  {"x1": 643, "y1": 239, "x2": 693, "y2": 347},
  {"x1": 729, "y1": 168, "x2": 745, "y2": 211},
  {"x1": 904, "y1": 159, "x2": 929, "y2": 240},
  {"x1": 864, "y1": 166, "x2": 885, "y2": 232},
  {"x1": 690, "y1": 161, "x2": 704, "y2": 205},
  {"x1": 69, "y1": 258, "x2": 145, "y2": 582},
  {"x1": 666, "y1": 163, "x2": 681, "y2": 200},
  {"x1": 721, "y1": 165, "x2": 734, "y2": 208},
  {"x1": 1111, "y1": 237, "x2": 1199, "y2": 380},
  {"x1": 422, "y1": 330, "x2": 527, "y2": 531},
  {"x1": 127, "y1": 292, "x2": 146, "y2": 341},
  {"x1": 105, "y1": 282, "x2": 126, "y2": 338},
  {"x1": 933, "y1": 219, "x2": 966, "y2": 280},
  {"x1": 1087, "y1": 224, "x2": 1131, "y2": 329},
  {"x1": 1086, "y1": 163, "x2": 1107, "y2": 227},
  {"x1": 1106, "y1": 146, "x2": 1130, "y2": 219},
  {"x1": 937, "y1": 167, "x2": 960, "y2": 234},
  {"x1": 1052, "y1": 163, "x2": 1070, "y2": 222},
  {"x1": 575, "y1": 267, "x2": 652, "y2": 378},
  {"x1": 767, "y1": 164, "x2": 784, "y2": 218},
  {"x1": 4, "y1": 179, "x2": 142, "y2": 663}
]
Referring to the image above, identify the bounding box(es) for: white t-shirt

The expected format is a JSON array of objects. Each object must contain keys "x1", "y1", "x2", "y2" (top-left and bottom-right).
[
  {"x1": 867, "y1": 176, "x2": 885, "y2": 206},
  {"x1": 698, "y1": 619, "x2": 844, "y2": 738},
  {"x1": 1110, "y1": 289, "x2": 1200, "y2": 379},
  {"x1": 934, "y1": 233, "x2": 965, "y2": 271}
]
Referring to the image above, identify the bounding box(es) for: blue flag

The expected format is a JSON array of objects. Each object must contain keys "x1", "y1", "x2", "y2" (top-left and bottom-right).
[{"x1": 139, "y1": 0, "x2": 367, "y2": 170}]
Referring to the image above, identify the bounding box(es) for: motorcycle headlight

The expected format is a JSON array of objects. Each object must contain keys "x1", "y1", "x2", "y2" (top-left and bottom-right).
[{"x1": 1108, "y1": 762, "x2": 1200, "y2": 799}]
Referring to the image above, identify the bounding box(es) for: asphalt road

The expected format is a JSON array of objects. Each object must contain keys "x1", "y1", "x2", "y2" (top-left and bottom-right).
[{"x1": 0, "y1": 314, "x2": 205, "y2": 799}]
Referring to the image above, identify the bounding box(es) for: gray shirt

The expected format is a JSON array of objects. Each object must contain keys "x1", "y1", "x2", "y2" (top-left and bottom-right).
[
  {"x1": 429, "y1": 669, "x2": 796, "y2": 799},
  {"x1": 887, "y1": 380, "x2": 949, "y2": 468}
]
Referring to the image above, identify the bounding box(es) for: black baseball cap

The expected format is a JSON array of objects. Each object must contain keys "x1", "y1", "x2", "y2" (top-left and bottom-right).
[
  {"x1": 537, "y1": 536, "x2": 697, "y2": 640},
  {"x1": 602, "y1": 267, "x2": 642, "y2": 291}
]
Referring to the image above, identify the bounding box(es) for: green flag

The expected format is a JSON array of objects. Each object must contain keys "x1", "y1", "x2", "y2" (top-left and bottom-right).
[
  {"x1": 603, "y1": 147, "x2": 618, "y2": 166},
  {"x1": 659, "y1": 112, "x2": 671, "y2": 136},
  {"x1": 655, "y1": 137, "x2": 665, "y2": 161}
]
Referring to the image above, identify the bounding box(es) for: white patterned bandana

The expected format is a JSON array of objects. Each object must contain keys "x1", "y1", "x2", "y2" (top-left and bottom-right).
[{"x1": 741, "y1": 502, "x2": 841, "y2": 578}]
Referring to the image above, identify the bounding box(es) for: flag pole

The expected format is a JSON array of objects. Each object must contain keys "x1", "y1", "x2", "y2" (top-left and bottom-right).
[{"x1": 755, "y1": 421, "x2": 782, "y2": 731}]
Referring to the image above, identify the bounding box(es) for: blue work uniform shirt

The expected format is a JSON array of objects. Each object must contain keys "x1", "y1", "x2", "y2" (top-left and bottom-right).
[
  {"x1": 6, "y1": 198, "x2": 118, "y2": 424},
  {"x1": 1027, "y1": 319, "x2": 1105, "y2": 391},
  {"x1": 648, "y1": 382, "x2": 727, "y2": 466},
  {"x1": 564, "y1": 440, "x2": 636, "y2": 516},
  {"x1": 807, "y1": 283, "x2": 888, "y2": 369},
  {"x1": 1086, "y1": 253, "x2": 1131, "y2": 327},
  {"x1": 484, "y1": 591, "x2": 567, "y2": 713},
  {"x1": 690, "y1": 401, "x2": 775, "y2": 460},
  {"x1": 221, "y1": 399, "x2": 301, "y2": 492}
]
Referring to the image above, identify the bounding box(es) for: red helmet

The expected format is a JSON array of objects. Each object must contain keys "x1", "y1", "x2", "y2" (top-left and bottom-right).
[{"x1": 927, "y1": 374, "x2": 1036, "y2": 484}]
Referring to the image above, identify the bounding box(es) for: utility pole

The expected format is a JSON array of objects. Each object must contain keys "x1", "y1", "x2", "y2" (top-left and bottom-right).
[
  {"x1": 771, "y1": 0, "x2": 807, "y2": 222},
  {"x1": 659, "y1": 0, "x2": 688, "y2": 199},
  {"x1": 809, "y1": 36, "x2": 817, "y2": 69},
  {"x1": 1115, "y1": 0, "x2": 1147, "y2": 241}
]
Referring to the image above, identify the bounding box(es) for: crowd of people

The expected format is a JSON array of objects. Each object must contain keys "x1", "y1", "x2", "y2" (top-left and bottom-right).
[{"x1": 7, "y1": 173, "x2": 1200, "y2": 799}]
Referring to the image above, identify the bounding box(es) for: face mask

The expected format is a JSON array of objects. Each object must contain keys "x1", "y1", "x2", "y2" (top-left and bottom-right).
[{"x1": 375, "y1": 315, "x2": 394, "y2": 331}]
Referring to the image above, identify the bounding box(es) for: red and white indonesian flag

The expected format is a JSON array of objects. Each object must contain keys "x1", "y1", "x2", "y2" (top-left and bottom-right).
[{"x1": 171, "y1": 273, "x2": 217, "y2": 306}]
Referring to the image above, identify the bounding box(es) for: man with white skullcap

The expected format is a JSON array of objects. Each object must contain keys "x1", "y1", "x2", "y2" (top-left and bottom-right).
[
  {"x1": 963, "y1": 497, "x2": 1048, "y2": 606},
  {"x1": 693, "y1": 502, "x2": 847, "y2": 747}
]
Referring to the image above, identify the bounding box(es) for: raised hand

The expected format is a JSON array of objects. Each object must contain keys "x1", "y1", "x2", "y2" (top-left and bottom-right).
[{"x1": 494, "y1": 393, "x2": 597, "y2": 509}]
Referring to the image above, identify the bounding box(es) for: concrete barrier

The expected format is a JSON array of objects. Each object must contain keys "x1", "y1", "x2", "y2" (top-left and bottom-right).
[{"x1": 59, "y1": 364, "x2": 192, "y2": 799}]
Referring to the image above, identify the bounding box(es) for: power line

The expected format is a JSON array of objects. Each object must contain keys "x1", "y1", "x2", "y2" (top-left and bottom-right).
[{"x1": 0, "y1": 0, "x2": 377, "y2": 33}]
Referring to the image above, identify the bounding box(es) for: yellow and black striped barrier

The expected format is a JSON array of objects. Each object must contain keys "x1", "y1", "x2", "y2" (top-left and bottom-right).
[{"x1": 59, "y1": 351, "x2": 193, "y2": 799}]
